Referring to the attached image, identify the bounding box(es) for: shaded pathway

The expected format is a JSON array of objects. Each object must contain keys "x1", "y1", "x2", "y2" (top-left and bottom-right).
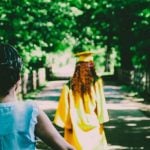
[
  {"x1": 104, "y1": 84, "x2": 150, "y2": 150},
  {"x1": 32, "y1": 80, "x2": 150, "y2": 150}
]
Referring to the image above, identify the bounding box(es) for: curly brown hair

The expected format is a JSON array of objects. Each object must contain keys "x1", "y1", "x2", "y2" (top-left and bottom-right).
[{"x1": 70, "y1": 61, "x2": 98, "y2": 97}]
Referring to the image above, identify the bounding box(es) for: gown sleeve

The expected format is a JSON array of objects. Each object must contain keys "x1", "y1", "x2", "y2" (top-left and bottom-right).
[
  {"x1": 95, "y1": 77, "x2": 109, "y2": 124},
  {"x1": 53, "y1": 84, "x2": 72, "y2": 129}
]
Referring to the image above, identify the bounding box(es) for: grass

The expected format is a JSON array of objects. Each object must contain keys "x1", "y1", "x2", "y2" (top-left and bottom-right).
[
  {"x1": 121, "y1": 85, "x2": 150, "y2": 104},
  {"x1": 121, "y1": 85, "x2": 139, "y2": 97},
  {"x1": 23, "y1": 85, "x2": 46, "y2": 100}
]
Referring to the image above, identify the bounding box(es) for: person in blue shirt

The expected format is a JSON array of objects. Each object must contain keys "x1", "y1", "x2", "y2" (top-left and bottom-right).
[{"x1": 0, "y1": 43, "x2": 75, "y2": 150}]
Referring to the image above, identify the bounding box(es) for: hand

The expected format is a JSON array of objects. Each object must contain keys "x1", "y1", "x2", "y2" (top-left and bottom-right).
[
  {"x1": 68, "y1": 145, "x2": 76, "y2": 150},
  {"x1": 99, "y1": 124, "x2": 104, "y2": 134}
]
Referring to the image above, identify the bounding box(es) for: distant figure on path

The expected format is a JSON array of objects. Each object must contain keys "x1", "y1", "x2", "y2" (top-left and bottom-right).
[
  {"x1": 0, "y1": 44, "x2": 75, "y2": 150},
  {"x1": 54, "y1": 50, "x2": 109, "y2": 150}
]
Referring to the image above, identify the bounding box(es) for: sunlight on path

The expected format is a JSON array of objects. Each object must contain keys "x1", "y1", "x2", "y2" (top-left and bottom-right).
[
  {"x1": 34, "y1": 80, "x2": 150, "y2": 150},
  {"x1": 35, "y1": 80, "x2": 67, "y2": 111},
  {"x1": 35, "y1": 100, "x2": 58, "y2": 110}
]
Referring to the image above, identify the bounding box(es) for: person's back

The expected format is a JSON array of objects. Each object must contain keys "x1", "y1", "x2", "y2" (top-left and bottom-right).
[
  {"x1": 54, "y1": 51, "x2": 109, "y2": 150},
  {"x1": 0, "y1": 101, "x2": 38, "y2": 150}
]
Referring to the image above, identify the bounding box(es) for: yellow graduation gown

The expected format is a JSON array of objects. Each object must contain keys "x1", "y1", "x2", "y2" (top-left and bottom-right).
[{"x1": 54, "y1": 78, "x2": 109, "y2": 150}]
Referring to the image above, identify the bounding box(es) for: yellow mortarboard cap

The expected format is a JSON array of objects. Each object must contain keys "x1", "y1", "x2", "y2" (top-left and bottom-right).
[{"x1": 74, "y1": 51, "x2": 95, "y2": 62}]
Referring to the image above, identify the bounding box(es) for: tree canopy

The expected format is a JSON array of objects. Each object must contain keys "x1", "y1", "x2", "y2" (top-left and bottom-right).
[{"x1": 0, "y1": 0, "x2": 149, "y2": 71}]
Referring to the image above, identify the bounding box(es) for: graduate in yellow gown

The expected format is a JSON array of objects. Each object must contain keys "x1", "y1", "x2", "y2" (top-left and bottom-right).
[{"x1": 54, "y1": 51, "x2": 109, "y2": 150}]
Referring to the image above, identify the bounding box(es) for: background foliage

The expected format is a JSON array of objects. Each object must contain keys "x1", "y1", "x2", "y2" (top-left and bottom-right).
[{"x1": 0, "y1": 0, "x2": 149, "y2": 73}]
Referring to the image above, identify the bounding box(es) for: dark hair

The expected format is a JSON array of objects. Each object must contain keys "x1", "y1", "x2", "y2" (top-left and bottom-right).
[{"x1": 0, "y1": 44, "x2": 22, "y2": 96}]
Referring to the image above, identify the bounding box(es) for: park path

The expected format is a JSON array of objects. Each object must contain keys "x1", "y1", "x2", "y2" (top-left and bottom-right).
[{"x1": 33, "y1": 80, "x2": 150, "y2": 150}]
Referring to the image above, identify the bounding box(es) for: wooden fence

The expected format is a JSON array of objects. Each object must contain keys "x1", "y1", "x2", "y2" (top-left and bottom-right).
[
  {"x1": 114, "y1": 68, "x2": 150, "y2": 96},
  {"x1": 17, "y1": 68, "x2": 46, "y2": 99}
]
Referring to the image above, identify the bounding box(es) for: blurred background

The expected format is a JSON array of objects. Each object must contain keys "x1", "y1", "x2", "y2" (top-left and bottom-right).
[
  {"x1": 0, "y1": 0, "x2": 149, "y2": 96},
  {"x1": 0, "y1": 0, "x2": 149, "y2": 73}
]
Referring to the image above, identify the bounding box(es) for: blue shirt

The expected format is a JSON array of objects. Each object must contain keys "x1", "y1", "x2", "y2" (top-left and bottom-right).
[{"x1": 0, "y1": 101, "x2": 39, "y2": 150}]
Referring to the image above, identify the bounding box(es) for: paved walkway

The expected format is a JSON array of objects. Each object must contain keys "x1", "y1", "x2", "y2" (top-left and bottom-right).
[{"x1": 32, "y1": 80, "x2": 150, "y2": 150}]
